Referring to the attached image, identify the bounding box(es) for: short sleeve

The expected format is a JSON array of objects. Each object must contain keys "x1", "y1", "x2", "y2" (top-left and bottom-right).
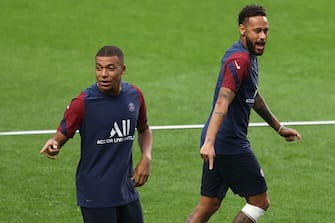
[
  {"x1": 221, "y1": 52, "x2": 250, "y2": 92},
  {"x1": 130, "y1": 84, "x2": 148, "y2": 129},
  {"x1": 57, "y1": 92, "x2": 85, "y2": 138}
]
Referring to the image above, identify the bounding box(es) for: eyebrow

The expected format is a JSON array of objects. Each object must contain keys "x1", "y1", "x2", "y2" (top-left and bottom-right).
[{"x1": 96, "y1": 63, "x2": 117, "y2": 67}]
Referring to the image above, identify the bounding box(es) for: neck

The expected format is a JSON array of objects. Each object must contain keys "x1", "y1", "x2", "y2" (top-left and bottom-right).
[
  {"x1": 239, "y1": 37, "x2": 248, "y2": 50},
  {"x1": 97, "y1": 83, "x2": 122, "y2": 96},
  {"x1": 109, "y1": 86, "x2": 122, "y2": 96}
]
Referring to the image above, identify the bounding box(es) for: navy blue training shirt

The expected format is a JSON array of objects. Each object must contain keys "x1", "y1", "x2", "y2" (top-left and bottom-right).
[
  {"x1": 58, "y1": 82, "x2": 148, "y2": 207},
  {"x1": 201, "y1": 41, "x2": 259, "y2": 155}
]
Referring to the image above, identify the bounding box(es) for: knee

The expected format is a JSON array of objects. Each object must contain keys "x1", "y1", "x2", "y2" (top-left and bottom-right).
[
  {"x1": 241, "y1": 203, "x2": 266, "y2": 222},
  {"x1": 241, "y1": 194, "x2": 270, "y2": 223},
  {"x1": 259, "y1": 196, "x2": 270, "y2": 211},
  {"x1": 206, "y1": 201, "x2": 221, "y2": 215},
  {"x1": 263, "y1": 197, "x2": 270, "y2": 210},
  {"x1": 186, "y1": 198, "x2": 221, "y2": 223},
  {"x1": 197, "y1": 199, "x2": 221, "y2": 217},
  {"x1": 247, "y1": 192, "x2": 270, "y2": 211},
  {"x1": 254, "y1": 196, "x2": 270, "y2": 211}
]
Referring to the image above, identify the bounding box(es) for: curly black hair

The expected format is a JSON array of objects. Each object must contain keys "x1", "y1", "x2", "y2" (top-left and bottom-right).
[{"x1": 238, "y1": 5, "x2": 267, "y2": 25}]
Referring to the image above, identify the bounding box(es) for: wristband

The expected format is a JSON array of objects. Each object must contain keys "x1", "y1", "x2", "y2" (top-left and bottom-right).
[{"x1": 277, "y1": 125, "x2": 284, "y2": 134}]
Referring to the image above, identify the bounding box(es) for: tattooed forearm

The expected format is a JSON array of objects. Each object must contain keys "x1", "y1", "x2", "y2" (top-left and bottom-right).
[
  {"x1": 253, "y1": 93, "x2": 278, "y2": 128},
  {"x1": 216, "y1": 90, "x2": 232, "y2": 105},
  {"x1": 220, "y1": 91, "x2": 230, "y2": 98},
  {"x1": 214, "y1": 111, "x2": 225, "y2": 117},
  {"x1": 255, "y1": 105, "x2": 273, "y2": 124}
]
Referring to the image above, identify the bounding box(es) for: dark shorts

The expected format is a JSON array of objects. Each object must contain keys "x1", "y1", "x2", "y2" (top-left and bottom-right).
[
  {"x1": 80, "y1": 199, "x2": 144, "y2": 223},
  {"x1": 201, "y1": 152, "x2": 267, "y2": 200}
]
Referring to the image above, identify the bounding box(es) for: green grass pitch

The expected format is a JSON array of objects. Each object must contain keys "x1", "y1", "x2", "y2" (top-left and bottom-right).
[{"x1": 1, "y1": 0, "x2": 334, "y2": 222}]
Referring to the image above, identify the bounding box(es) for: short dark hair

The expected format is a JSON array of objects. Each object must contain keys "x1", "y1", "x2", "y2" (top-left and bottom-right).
[
  {"x1": 96, "y1": 45, "x2": 124, "y2": 63},
  {"x1": 238, "y1": 5, "x2": 266, "y2": 25}
]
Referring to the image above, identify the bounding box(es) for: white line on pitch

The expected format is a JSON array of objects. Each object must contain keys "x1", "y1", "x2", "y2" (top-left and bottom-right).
[{"x1": 0, "y1": 120, "x2": 334, "y2": 136}]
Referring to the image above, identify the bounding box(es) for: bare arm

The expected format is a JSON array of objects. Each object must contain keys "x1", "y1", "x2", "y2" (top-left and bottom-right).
[
  {"x1": 132, "y1": 123, "x2": 153, "y2": 187},
  {"x1": 201, "y1": 87, "x2": 235, "y2": 169},
  {"x1": 253, "y1": 92, "x2": 281, "y2": 130},
  {"x1": 253, "y1": 92, "x2": 301, "y2": 142},
  {"x1": 39, "y1": 131, "x2": 69, "y2": 159}
]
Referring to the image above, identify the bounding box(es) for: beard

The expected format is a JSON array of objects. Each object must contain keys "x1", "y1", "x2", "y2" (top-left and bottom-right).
[{"x1": 245, "y1": 36, "x2": 266, "y2": 56}]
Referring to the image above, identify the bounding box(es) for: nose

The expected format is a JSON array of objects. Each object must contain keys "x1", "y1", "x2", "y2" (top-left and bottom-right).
[
  {"x1": 260, "y1": 31, "x2": 267, "y2": 40},
  {"x1": 101, "y1": 68, "x2": 108, "y2": 77}
]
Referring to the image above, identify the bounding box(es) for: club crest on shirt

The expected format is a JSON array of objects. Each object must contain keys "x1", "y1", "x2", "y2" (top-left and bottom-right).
[{"x1": 128, "y1": 102, "x2": 135, "y2": 112}]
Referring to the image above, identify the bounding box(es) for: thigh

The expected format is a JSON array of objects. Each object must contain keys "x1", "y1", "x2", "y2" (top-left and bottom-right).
[
  {"x1": 227, "y1": 152, "x2": 267, "y2": 198},
  {"x1": 81, "y1": 207, "x2": 117, "y2": 223},
  {"x1": 117, "y1": 199, "x2": 144, "y2": 223},
  {"x1": 201, "y1": 160, "x2": 229, "y2": 200}
]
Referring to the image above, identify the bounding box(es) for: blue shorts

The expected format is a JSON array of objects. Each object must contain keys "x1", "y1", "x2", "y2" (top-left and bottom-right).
[
  {"x1": 80, "y1": 199, "x2": 143, "y2": 223},
  {"x1": 201, "y1": 152, "x2": 267, "y2": 200}
]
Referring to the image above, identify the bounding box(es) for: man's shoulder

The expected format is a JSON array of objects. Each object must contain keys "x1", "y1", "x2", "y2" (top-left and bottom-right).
[
  {"x1": 83, "y1": 83, "x2": 96, "y2": 92},
  {"x1": 123, "y1": 82, "x2": 143, "y2": 95},
  {"x1": 225, "y1": 42, "x2": 249, "y2": 58}
]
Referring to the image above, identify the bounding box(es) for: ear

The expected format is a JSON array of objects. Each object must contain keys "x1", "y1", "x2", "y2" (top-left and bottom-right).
[
  {"x1": 121, "y1": 64, "x2": 126, "y2": 74},
  {"x1": 239, "y1": 24, "x2": 246, "y2": 36}
]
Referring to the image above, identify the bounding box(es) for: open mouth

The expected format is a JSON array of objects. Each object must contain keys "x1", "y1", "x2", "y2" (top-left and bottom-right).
[
  {"x1": 100, "y1": 81, "x2": 112, "y2": 87},
  {"x1": 256, "y1": 41, "x2": 266, "y2": 50}
]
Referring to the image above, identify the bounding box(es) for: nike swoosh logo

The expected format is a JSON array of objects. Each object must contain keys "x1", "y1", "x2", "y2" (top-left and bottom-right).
[{"x1": 234, "y1": 60, "x2": 241, "y2": 70}]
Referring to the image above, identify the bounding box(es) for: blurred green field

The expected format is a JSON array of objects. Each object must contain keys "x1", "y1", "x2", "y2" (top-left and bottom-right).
[{"x1": 1, "y1": 0, "x2": 334, "y2": 222}]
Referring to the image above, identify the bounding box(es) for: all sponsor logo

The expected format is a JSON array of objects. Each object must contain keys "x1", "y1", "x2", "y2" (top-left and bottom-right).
[{"x1": 96, "y1": 119, "x2": 134, "y2": 145}]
